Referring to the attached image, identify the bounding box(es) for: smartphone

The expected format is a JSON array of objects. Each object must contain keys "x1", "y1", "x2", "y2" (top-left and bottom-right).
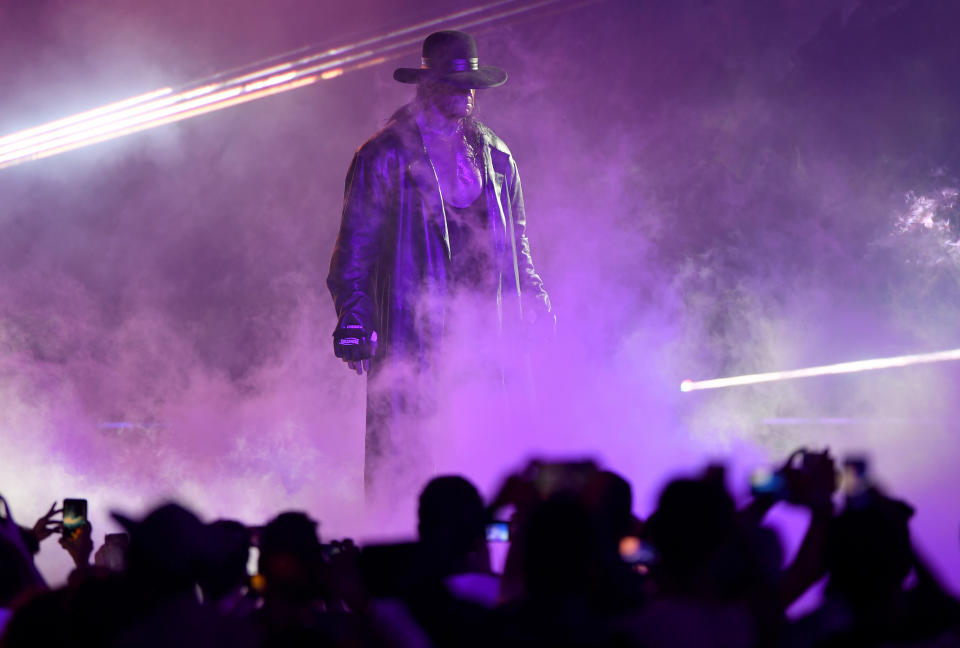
[
  {"x1": 320, "y1": 543, "x2": 343, "y2": 560},
  {"x1": 246, "y1": 546, "x2": 260, "y2": 578},
  {"x1": 532, "y1": 460, "x2": 597, "y2": 497},
  {"x1": 104, "y1": 532, "x2": 129, "y2": 548},
  {"x1": 485, "y1": 521, "x2": 510, "y2": 542},
  {"x1": 749, "y1": 467, "x2": 786, "y2": 499},
  {"x1": 62, "y1": 498, "x2": 88, "y2": 537},
  {"x1": 619, "y1": 535, "x2": 656, "y2": 568},
  {"x1": 96, "y1": 533, "x2": 130, "y2": 571}
]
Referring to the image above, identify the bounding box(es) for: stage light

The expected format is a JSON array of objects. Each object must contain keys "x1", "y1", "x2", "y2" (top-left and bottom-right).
[
  {"x1": 680, "y1": 347, "x2": 960, "y2": 392},
  {"x1": 0, "y1": 88, "x2": 174, "y2": 149},
  {"x1": 0, "y1": 0, "x2": 584, "y2": 170}
]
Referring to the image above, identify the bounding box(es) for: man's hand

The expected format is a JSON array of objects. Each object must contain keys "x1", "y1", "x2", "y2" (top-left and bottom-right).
[
  {"x1": 346, "y1": 332, "x2": 377, "y2": 375},
  {"x1": 333, "y1": 314, "x2": 378, "y2": 375},
  {"x1": 31, "y1": 501, "x2": 62, "y2": 544},
  {"x1": 786, "y1": 449, "x2": 837, "y2": 514},
  {"x1": 59, "y1": 521, "x2": 94, "y2": 569}
]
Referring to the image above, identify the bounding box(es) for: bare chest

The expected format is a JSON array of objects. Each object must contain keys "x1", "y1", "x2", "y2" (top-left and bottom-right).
[{"x1": 422, "y1": 133, "x2": 483, "y2": 208}]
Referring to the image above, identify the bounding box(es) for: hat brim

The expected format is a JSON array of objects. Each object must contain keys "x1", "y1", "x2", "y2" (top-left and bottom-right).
[{"x1": 393, "y1": 66, "x2": 507, "y2": 89}]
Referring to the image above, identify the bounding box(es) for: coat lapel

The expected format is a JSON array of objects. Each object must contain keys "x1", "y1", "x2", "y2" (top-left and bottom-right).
[
  {"x1": 400, "y1": 113, "x2": 451, "y2": 260},
  {"x1": 480, "y1": 127, "x2": 508, "y2": 262}
]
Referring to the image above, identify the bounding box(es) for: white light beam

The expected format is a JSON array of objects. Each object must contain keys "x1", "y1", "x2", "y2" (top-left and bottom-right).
[
  {"x1": 680, "y1": 347, "x2": 960, "y2": 392},
  {"x1": 0, "y1": 0, "x2": 584, "y2": 170}
]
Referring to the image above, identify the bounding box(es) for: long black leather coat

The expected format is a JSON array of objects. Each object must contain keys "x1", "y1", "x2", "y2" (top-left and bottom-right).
[{"x1": 327, "y1": 105, "x2": 552, "y2": 371}]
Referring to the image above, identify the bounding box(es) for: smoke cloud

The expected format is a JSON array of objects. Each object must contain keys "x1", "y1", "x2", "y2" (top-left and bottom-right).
[{"x1": 2, "y1": 0, "x2": 959, "y2": 597}]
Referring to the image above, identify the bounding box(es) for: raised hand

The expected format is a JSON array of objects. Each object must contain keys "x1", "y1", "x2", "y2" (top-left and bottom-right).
[
  {"x1": 59, "y1": 520, "x2": 94, "y2": 569},
  {"x1": 31, "y1": 501, "x2": 63, "y2": 543},
  {"x1": 786, "y1": 449, "x2": 837, "y2": 513}
]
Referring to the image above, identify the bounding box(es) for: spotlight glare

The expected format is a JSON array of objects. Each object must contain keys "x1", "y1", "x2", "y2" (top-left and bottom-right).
[
  {"x1": 0, "y1": 0, "x2": 589, "y2": 170},
  {"x1": 244, "y1": 72, "x2": 299, "y2": 92},
  {"x1": 0, "y1": 88, "x2": 173, "y2": 148},
  {"x1": 4, "y1": 76, "x2": 320, "y2": 167},
  {"x1": 680, "y1": 347, "x2": 960, "y2": 392}
]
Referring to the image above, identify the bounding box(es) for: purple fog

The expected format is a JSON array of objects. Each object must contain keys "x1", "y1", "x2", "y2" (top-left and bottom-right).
[{"x1": 2, "y1": 0, "x2": 960, "y2": 608}]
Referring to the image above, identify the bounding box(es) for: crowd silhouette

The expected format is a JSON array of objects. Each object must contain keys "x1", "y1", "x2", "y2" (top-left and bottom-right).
[{"x1": 2, "y1": 449, "x2": 959, "y2": 647}]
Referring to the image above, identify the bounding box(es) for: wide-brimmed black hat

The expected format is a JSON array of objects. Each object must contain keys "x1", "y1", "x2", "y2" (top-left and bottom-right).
[{"x1": 394, "y1": 30, "x2": 507, "y2": 89}]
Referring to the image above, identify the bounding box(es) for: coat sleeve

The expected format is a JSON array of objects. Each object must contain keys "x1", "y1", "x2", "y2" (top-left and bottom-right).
[
  {"x1": 327, "y1": 147, "x2": 390, "y2": 331},
  {"x1": 508, "y1": 157, "x2": 553, "y2": 319}
]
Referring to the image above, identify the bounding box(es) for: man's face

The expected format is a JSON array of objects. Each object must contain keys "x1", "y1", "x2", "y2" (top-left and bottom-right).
[{"x1": 421, "y1": 80, "x2": 476, "y2": 120}]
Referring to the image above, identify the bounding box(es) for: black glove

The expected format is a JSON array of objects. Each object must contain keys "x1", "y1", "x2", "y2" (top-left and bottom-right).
[{"x1": 333, "y1": 313, "x2": 378, "y2": 362}]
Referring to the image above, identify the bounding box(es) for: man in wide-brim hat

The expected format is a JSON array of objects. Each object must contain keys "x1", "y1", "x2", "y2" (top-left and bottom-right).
[{"x1": 327, "y1": 30, "x2": 553, "y2": 499}]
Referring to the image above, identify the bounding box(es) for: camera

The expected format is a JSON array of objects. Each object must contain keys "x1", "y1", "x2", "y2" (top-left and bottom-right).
[
  {"x1": 526, "y1": 459, "x2": 598, "y2": 498},
  {"x1": 750, "y1": 449, "x2": 833, "y2": 502},
  {"x1": 485, "y1": 521, "x2": 510, "y2": 542},
  {"x1": 62, "y1": 498, "x2": 88, "y2": 539}
]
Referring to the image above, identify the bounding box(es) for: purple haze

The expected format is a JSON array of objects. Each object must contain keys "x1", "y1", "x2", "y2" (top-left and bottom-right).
[{"x1": 1, "y1": 0, "x2": 959, "y2": 598}]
